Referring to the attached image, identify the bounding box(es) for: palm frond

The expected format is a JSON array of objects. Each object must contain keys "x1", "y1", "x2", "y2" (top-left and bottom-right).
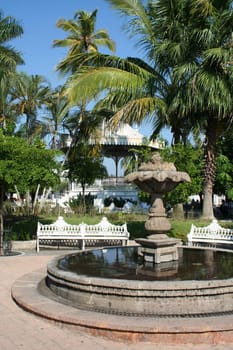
[
  {"x1": 66, "y1": 66, "x2": 147, "y2": 104},
  {"x1": 110, "y1": 96, "x2": 165, "y2": 127}
]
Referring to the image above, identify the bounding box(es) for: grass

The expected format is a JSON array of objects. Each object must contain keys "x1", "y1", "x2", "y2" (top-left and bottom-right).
[{"x1": 5, "y1": 212, "x2": 233, "y2": 243}]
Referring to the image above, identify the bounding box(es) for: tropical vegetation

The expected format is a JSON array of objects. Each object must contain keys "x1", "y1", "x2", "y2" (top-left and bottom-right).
[
  {"x1": 61, "y1": 0, "x2": 233, "y2": 220},
  {"x1": 1, "y1": 2, "x2": 233, "y2": 252}
]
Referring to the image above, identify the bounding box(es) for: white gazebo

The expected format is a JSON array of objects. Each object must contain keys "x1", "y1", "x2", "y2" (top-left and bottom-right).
[{"x1": 89, "y1": 122, "x2": 163, "y2": 178}]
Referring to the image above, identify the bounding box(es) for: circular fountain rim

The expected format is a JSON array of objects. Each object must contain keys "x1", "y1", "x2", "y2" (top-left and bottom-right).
[
  {"x1": 47, "y1": 245, "x2": 233, "y2": 289},
  {"x1": 46, "y1": 245, "x2": 233, "y2": 318},
  {"x1": 11, "y1": 265, "x2": 233, "y2": 344}
]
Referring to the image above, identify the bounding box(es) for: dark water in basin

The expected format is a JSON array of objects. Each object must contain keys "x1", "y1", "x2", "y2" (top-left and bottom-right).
[{"x1": 58, "y1": 246, "x2": 233, "y2": 281}]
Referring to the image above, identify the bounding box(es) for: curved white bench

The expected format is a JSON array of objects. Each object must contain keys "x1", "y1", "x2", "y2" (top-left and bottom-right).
[
  {"x1": 187, "y1": 219, "x2": 233, "y2": 247},
  {"x1": 36, "y1": 216, "x2": 129, "y2": 252}
]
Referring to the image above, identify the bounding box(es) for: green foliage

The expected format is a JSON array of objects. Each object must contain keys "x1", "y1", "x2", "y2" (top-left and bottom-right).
[
  {"x1": 0, "y1": 131, "x2": 60, "y2": 196},
  {"x1": 0, "y1": 11, "x2": 24, "y2": 73},
  {"x1": 138, "y1": 191, "x2": 150, "y2": 204},
  {"x1": 103, "y1": 196, "x2": 133, "y2": 208},
  {"x1": 215, "y1": 132, "x2": 233, "y2": 200},
  {"x1": 63, "y1": 0, "x2": 233, "y2": 219},
  {"x1": 54, "y1": 8, "x2": 115, "y2": 75},
  {"x1": 5, "y1": 215, "x2": 38, "y2": 241},
  {"x1": 65, "y1": 144, "x2": 107, "y2": 200},
  {"x1": 9, "y1": 213, "x2": 233, "y2": 242},
  {"x1": 215, "y1": 154, "x2": 233, "y2": 199},
  {"x1": 10, "y1": 72, "x2": 51, "y2": 143},
  {"x1": 68, "y1": 193, "x2": 95, "y2": 214},
  {"x1": 161, "y1": 144, "x2": 203, "y2": 205},
  {"x1": 122, "y1": 141, "x2": 154, "y2": 174}
]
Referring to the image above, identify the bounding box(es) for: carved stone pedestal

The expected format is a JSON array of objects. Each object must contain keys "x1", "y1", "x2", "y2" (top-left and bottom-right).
[
  {"x1": 136, "y1": 238, "x2": 180, "y2": 263},
  {"x1": 125, "y1": 153, "x2": 190, "y2": 265}
]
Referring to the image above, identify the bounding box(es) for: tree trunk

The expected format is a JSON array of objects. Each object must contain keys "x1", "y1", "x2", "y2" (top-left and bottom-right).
[
  {"x1": 81, "y1": 183, "x2": 86, "y2": 212},
  {"x1": 32, "y1": 184, "x2": 40, "y2": 214},
  {"x1": 172, "y1": 203, "x2": 184, "y2": 219},
  {"x1": 0, "y1": 187, "x2": 4, "y2": 255},
  {"x1": 202, "y1": 120, "x2": 217, "y2": 220},
  {"x1": 25, "y1": 190, "x2": 31, "y2": 214},
  {"x1": 38, "y1": 187, "x2": 46, "y2": 213},
  {"x1": 14, "y1": 185, "x2": 22, "y2": 203}
]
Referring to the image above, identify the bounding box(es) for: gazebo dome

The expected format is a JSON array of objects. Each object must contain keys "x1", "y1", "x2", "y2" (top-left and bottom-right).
[{"x1": 93, "y1": 123, "x2": 163, "y2": 158}]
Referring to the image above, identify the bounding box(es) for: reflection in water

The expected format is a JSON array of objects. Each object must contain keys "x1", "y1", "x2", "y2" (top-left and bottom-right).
[{"x1": 58, "y1": 246, "x2": 233, "y2": 281}]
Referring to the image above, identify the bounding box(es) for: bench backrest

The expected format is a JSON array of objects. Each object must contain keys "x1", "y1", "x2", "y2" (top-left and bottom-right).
[
  {"x1": 37, "y1": 216, "x2": 129, "y2": 239},
  {"x1": 187, "y1": 219, "x2": 233, "y2": 242}
]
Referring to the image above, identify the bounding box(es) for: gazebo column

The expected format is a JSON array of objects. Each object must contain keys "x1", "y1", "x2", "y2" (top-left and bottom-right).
[{"x1": 113, "y1": 156, "x2": 119, "y2": 182}]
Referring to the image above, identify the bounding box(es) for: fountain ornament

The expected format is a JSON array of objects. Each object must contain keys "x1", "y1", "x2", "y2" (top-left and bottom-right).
[{"x1": 125, "y1": 153, "x2": 191, "y2": 263}]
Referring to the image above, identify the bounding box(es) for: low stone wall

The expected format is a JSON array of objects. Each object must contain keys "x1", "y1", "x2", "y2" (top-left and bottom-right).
[{"x1": 12, "y1": 240, "x2": 36, "y2": 250}]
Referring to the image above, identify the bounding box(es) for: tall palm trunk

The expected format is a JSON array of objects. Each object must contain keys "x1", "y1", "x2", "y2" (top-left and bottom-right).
[
  {"x1": 0, "y1": 186, "x2": 4, "y2": 255},
  {"x1": 202, "y1": 120, "x2": 218, "y2": 220},
  {"x1": 81, "y1": 183, "x2": 86, "y2": 212}
]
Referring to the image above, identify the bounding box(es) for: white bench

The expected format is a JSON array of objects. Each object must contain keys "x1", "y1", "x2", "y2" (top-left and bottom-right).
[
  {"x1": 187, "y1": 219, "x2": 233, "y2": 247},
  {"x1": 36, "y1": 216, "x2": 129, "y2": 252}
]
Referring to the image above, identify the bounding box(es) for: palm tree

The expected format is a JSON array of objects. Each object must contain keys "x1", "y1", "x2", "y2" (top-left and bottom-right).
[
  {"x1": 150, "y1": 0, "x2": 233, "y2": 219},
  {"x1": 53, "y1": 8, "x2": 116, "y2": 164},
  {"x1": 0, "y1": 75, "x2": 18, "y2": 134},
  {"x1": 43, "y1": 86, "x2": 69, "y2": 149},
  {"x1": 53, "y1": 9, "x2": 115, "y2": 74},
  {"x1": 0, "y1": 10, "x2": 24, "y2": 255},
  {"x1": 0, "y1": 10, "x2": 24, "y2": 75},
  {"x1": 0, "y1": 11, "x2": 24, "y2": 134},
  {"x1": 10, "y1": 72, "x2": 51, "y2": 143},
  {"x1": 63, "y1": 0, "x2": 233, "y2": 220}
]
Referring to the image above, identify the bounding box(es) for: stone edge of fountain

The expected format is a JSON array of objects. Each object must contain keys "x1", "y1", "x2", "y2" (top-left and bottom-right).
[{"x1": 11, "y1": 262, "x2": 233, "y2": 344}]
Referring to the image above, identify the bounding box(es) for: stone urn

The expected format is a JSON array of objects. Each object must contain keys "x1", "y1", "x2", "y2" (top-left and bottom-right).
[{"x1": 125, "y1": 153, "x2": 191, "y2": 263}]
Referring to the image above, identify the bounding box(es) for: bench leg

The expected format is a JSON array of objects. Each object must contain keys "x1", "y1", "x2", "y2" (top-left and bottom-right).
[
  {"x1": 36, "y1": 239, "x2": 40, "y2": 253},
  {"x1": 81, "y1": 239, "x2": 85, "y2": 251}
]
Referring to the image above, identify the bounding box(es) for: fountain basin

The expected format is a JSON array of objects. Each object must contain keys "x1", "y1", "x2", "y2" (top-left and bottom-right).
[{"x1": 47, "y1": 246, "x2": 233, "y2": 317}]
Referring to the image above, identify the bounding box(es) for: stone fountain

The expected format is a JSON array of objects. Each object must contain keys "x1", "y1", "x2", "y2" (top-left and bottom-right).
[
  {"x1": 125, "y1": 153, "x2": 191, "y2": 263},
  {"x1": 11, "y1": 149, "x2": 233, "y2": 342}
]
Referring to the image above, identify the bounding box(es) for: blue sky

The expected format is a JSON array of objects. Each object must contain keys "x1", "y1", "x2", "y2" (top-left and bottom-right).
[
  {"x1": 2, "y1": 0, "x2": 136, "y2": 86},
  {"x1": 1, "y1": 1, "x2": 171, "y2": 174}
]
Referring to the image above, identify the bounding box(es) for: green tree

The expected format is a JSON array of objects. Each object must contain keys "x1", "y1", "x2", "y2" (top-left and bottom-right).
[
  {"x1": 161, "y1": 144, "x2": 203, "y2": 206},
  {"x1": 214, "y1": 154, "x2": 233, "y2": 200},
  {"x1": 65, "y1": 144, "x2": 107, "y2": 210},
  {"x1": 215, "y1": 130, "x2": 233, "y2": 200},
  {"x1": 0, "y1": 10, "x2": 24, "y2": 134},
  {"x1": 54, "y1": 8, "x2": 116, "y2": 156},
  {"x1": 10, "y1": 72, "x2": 50, "y2": 143},
  {"x1": 53, "y1": 9, "x2": 115, "y2": 73},
  {"x1": 0, "y1": 75, "x2": 17, "y2": 135},
  {"x1": 23, "y1": 139, "x2": 61, "y2": 207},
  {"x1": 157, "y1": 0, "x2": 233, "y2": 219},
  {"x1": 0, "y1": 132, "x2": 60, "y2": 255},
  {"x1": 0, "y1": 10, "x2": 24, "y2": 76},
  {"x1": 44, "y1": 86, "x2": 69, "y2": 149},
  {"x1": 63, "y1": 0, "x2": 233, "y2": 220}
]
